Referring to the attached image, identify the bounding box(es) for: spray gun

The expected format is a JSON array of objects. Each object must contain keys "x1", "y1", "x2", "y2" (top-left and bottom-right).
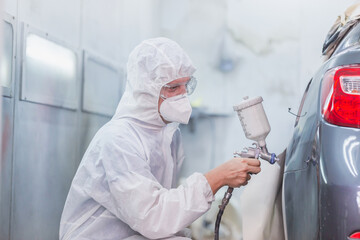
[{"x1": 214, "y1": 96, "x2": 279, "y2": 240}]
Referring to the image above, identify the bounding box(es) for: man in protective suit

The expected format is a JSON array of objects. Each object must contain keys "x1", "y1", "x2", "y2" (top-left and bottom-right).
[{"x1": 59, "y1": 37, "x2": 261, "y2": 240}]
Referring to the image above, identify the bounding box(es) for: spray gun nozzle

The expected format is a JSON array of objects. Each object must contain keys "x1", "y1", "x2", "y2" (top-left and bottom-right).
[{"x1": 236, "y1": 143, "x2": 279, "y2": 164}]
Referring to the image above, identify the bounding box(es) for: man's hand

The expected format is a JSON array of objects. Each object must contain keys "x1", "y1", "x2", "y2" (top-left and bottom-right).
[{"x1": 204, "y1": 158, "x2": 261, "y2": 195}]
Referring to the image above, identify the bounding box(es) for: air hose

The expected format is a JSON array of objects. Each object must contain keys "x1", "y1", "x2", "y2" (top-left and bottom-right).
[{"x1": 214, "y1": 187, "x2": 233, "y2": 240}]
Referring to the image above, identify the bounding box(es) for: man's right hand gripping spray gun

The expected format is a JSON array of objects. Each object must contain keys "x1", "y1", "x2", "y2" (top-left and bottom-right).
[{"x1": 214, "y1": 96, "x2": 280, "y2": 240}]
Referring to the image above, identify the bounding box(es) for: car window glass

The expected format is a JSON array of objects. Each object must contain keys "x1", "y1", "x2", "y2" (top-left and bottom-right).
[
  {"x1": 294, "y1": 79, "x2": 312, "y2": 127},
  {"x1": 333, "y1": 21, "x2": 360, "y2": 55}
]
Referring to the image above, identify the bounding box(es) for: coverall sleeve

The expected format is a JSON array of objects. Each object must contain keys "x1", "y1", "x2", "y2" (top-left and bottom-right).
[{"x1": 83, "y1": 136, "x2": 214, "y2": 239}]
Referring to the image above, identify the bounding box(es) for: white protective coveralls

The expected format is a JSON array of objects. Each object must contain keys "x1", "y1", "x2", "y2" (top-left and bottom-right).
[{"x1": 59, "y1": 38, "x2": 215, "y2": 240}]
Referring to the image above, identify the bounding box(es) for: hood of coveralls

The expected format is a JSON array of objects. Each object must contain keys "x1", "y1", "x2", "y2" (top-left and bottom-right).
[{"x1": 113, "y1": 37, "x2": 196, "y2": 127}]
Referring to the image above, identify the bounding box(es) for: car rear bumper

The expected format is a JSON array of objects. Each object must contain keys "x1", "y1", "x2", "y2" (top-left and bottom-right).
[{"x1": 319, "y1": 121, "x2": 360, "y2": 239}]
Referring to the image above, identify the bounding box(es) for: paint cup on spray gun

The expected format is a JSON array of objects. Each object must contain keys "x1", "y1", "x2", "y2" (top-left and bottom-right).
[{"x1": 233, "y1": 96, "x2": 278, "y2": 164}]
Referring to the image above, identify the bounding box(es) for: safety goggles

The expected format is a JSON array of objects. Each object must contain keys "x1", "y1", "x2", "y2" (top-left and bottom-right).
[{"x1": 160, "y1": 76, "x2": 197, "y2": 99}]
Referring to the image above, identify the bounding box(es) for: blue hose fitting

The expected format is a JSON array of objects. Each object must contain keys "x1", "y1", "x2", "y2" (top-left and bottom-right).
[{"x1": 270, "y1": 153, "x2": 276, "y2": 164}]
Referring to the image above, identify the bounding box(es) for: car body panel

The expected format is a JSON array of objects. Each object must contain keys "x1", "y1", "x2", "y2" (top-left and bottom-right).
[
  {"x1": 283, "y1": 21, "x2": 360, "y2": 240},
  {"x1": 319, "y1": 122, "x2": 360, "y2": 240}
]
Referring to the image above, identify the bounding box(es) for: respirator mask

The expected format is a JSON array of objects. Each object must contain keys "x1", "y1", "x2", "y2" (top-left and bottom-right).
[
  {"x1": 159, "y1": 76, "x2": 197, "y2": 124},
  {"x1": 160, "y1": 95, "x2": 192, "y2": 124}
]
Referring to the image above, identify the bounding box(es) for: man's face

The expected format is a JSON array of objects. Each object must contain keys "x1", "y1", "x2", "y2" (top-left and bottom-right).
[{"x1": 158, "y1": 77, "x2": 190, "y2": 123}]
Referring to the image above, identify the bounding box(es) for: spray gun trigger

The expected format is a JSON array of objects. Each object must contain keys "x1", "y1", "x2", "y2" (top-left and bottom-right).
[{"x1": 233, "y1": 152, "x2": 242, "y2": 158}]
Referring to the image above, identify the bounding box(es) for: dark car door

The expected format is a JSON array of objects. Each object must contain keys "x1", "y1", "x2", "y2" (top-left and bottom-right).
[{"x1": 283, "y1": 78, "x2": 321, "y2": 240}]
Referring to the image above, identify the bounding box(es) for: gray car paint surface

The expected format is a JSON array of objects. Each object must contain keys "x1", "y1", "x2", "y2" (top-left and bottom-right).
[{"x1": 283, "y1": 22, "x2": 360, "y2": 240}]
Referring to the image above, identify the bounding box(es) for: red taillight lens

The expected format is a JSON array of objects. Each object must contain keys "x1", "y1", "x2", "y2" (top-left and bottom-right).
[
  {"x1": 349, "y1": 232, "x2": 360, "y2": 239},
  {"x1": 321, "y1": 65, "x2": 360, "y2": 128}
]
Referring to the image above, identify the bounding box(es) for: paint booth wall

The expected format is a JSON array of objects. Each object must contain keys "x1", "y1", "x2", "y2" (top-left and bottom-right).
[{"x1": 1, "y1": 1, "x2": 160, "y2": 239}]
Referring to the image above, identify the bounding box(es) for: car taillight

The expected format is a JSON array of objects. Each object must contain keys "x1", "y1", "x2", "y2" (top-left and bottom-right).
[
  {"x1": 349, "y1": 231, "x2": 360, "y2": 239},
  {"x1": 321, "y1": 65, "x2": 360, "y2": 128}
]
